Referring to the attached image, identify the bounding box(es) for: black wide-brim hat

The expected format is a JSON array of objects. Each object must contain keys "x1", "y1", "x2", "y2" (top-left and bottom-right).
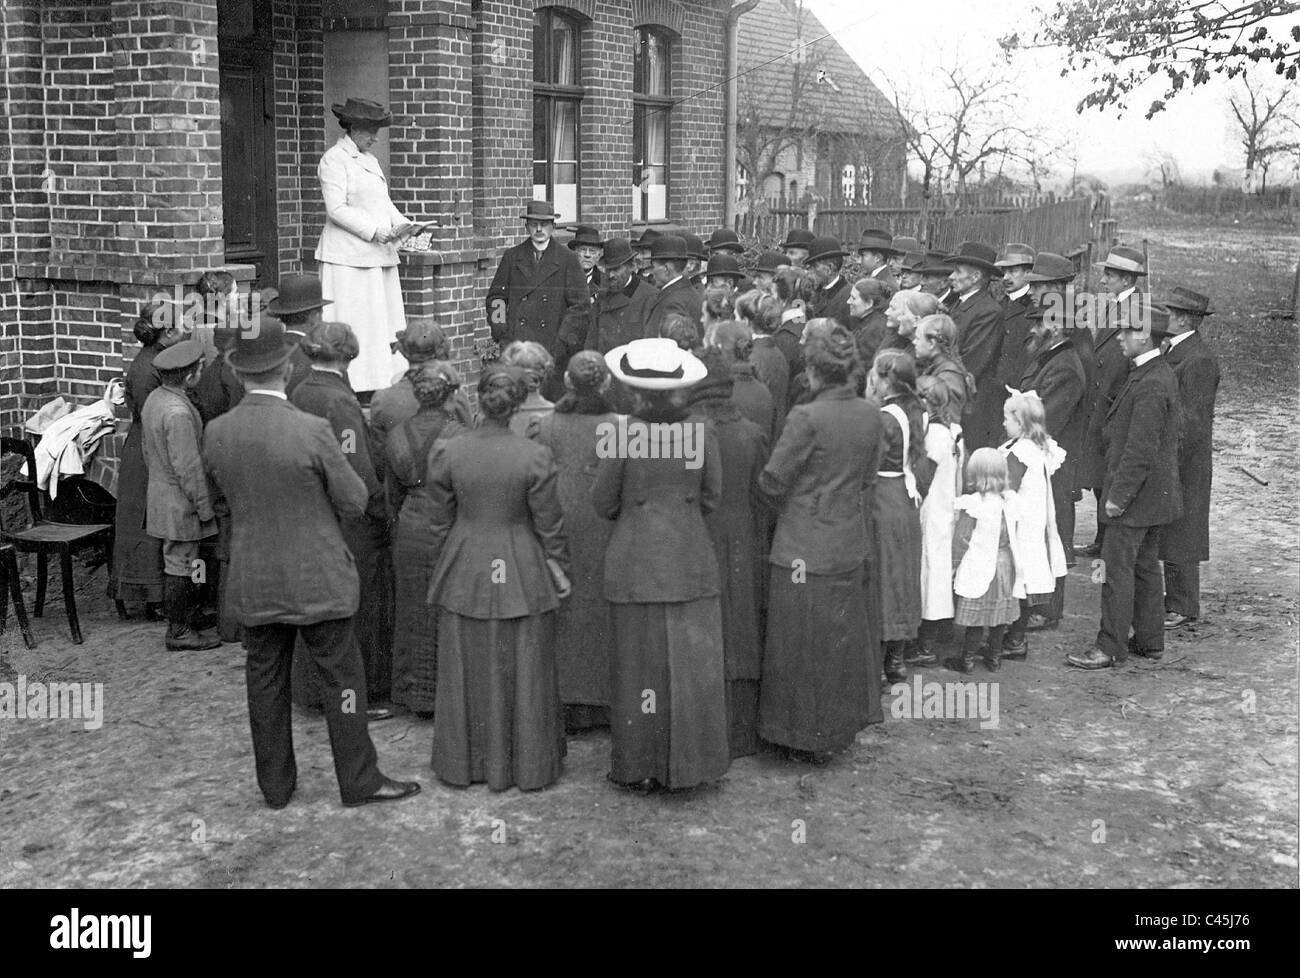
[
  {"x1": 944, "y1": 241, "x2": 1001, "y2": 274},
  {"x1": 780, "y1": 228, "x2": 816, "y2": 250},
  {"x1": 266, "y1": 273, "x2": 331, "y2": 317},
  {"x1": 1160, "y1": 286, "x2": 1214, "y2": 315},
  {"x1": 568, "y1": 225, "x2": 604, "y2": 249},
  {"x1": 226, "y1": 314, "x2": 299, "y2": 373},
  {"x1": 331, "y1": 96, "x2": 392, "y2": 127},
  {"x1": 806, "y1": 236, "x2": 847, "y2": 264}
]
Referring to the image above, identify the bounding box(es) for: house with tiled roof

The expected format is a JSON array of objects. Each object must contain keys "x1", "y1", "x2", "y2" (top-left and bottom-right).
[{"x1": 735, "y1": 0, "x2": 905, "y2": 210}]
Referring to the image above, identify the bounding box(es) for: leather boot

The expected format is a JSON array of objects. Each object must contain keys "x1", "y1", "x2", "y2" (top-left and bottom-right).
[
  {"x1": 164, "y1": 575, "x2": 220, "y2": 651},
  {"x1": 884, "y1": 641, "x2": 909, "y2": 683},
  {"x1": 944, "y1": 627, "x2": 981, "y2": 674}
]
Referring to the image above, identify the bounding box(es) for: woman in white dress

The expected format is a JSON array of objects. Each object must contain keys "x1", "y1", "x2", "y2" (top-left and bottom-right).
[{"x1": 315, "y1": 96, "x2": 420, "y2": 393}]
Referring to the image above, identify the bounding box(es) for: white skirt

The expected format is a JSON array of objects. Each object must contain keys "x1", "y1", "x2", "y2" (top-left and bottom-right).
[{"x1": 319, "y1": 262, "x2": 409, "y2": 392}]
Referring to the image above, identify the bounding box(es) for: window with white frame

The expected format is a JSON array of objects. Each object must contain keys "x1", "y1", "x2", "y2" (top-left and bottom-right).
[
  {"x1": 533, "y1": 9, "x2": 582, "y2": 221},
  {"x1": 633, "y1": 26, "x2": 671, "y2": 222}
]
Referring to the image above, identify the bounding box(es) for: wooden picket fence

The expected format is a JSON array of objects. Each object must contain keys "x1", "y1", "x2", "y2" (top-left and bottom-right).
[{"x1": 734, "y1": 195, "x2": 1116, "y2": 288}]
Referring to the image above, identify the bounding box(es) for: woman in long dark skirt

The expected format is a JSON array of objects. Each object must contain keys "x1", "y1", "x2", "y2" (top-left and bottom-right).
[
  {"x1": 108, "y1": 302, "x2": 184, "y2": 617},
  {"x1": 691, "y1": 347, "x2": 769, "y2": 758},
  {"x1": 867, "y1": 348, "x2": 928, "y2": 685},
  {"x1": 758, "y1": 320, "x2": 883, "y2": 763},
  {"x1": 290, "y1": 321, "x2": 395, "y2": 719},
  {"x1": 382, "y1": 362, "x2": 465, "y2": 716},
  {"x1": 529, "y1": 351, "x2": 620, "y2": 733},
  {"x1": 427, "y1": 366, "x2": 570, "y2": 791},
  {"x1": 594, "y1": 337, "x2": 729, "y2": 791}
]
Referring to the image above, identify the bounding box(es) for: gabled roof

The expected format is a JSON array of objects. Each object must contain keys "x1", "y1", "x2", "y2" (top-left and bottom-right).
[{"x1": 736, "y1": 0, "x2": 901, "y2": 139}]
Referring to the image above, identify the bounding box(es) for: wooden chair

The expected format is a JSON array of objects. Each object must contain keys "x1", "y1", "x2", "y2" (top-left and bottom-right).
[
  {"x1": 1, "y1": 541, "x2": 36, "y2": 648},
  {"x1": 0, "y1": 437, "x2": 114, "y2": 644}
]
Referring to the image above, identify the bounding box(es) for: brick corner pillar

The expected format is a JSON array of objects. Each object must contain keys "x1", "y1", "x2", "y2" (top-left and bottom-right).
[
  {"x1": 109, "y1": 0, "x2": 223, "y2": 348},
  {"x1": 1, "y1": 1, "x2": 54, "y2": 427}
]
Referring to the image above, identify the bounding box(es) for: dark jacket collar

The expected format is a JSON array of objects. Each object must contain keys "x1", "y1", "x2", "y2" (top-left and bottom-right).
[{"x1": 812, "y1": 383, "x2": 858, "y2": 402}]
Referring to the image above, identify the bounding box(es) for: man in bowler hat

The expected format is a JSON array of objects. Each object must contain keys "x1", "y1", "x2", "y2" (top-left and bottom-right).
[
  {"x1": 486, "y1": 199, "x2": 590, "y2": 398},
  {"x1": 945, "y1": 241, "x2": 1007, "y2": 449},
  {"x1": 203, "y1": 314, "x2": 420, "y2": 808},
  {"x1": 642, "y1": 234, "x2": 704, "y2": 340}
]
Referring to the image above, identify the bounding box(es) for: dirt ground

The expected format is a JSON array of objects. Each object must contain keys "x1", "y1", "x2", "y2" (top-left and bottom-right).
[{"x1": 2, "y1": 207, "x2": 1297, "y2": 888}]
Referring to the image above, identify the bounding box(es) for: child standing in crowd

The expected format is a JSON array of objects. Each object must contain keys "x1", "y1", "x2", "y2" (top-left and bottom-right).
[
  {"x1": 867, "y1": 349, "x2": 927, "y2": 684},
  {"x1": 998, "y1": 390, "x2": 1069, "y2": 661},
  {"x1": 913, "y1": 376, "x2": 964, "y2": 667},
  {"x1": 946, "y1": 448, "x2": 1025, "y2": 674}
]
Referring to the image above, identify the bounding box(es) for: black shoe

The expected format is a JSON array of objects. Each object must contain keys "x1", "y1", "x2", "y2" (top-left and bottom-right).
[
  {"x1": 1000, "y1": 635, "x2": 1029, "y2": 660},
  {"x1": 904, "y1": 643, "x2": 938, "y2": 667},
  {"x1": 343, "y1": 776, "x2": 421, "y2": 807},
  {"x1": 943, "y1": 655, "x2": 975, "y2": 675},
  {"x1": 1025, "y1": 613, "x2": 1059, "y2": 631}
]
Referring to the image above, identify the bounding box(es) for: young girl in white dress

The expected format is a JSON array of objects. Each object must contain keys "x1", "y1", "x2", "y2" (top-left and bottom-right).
[
  {"x1": 946, "y1": 448, "x2": 1026, "y2": 674},
  {"x1": 912, "y1": 376, "x2": 965, "y2": 666},
  {"x1": 998, "y1": 390, "x2": 1069, "y2": 660}
]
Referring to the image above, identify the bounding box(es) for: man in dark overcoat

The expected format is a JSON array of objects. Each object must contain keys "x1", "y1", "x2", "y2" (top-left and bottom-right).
[
  {"x1": 642, "y1": 234, "x2": 704, "y2": 340},
  {"x1": 486, "y1": 198, "x2": 590, "y2": 397},
  {"x1": 1157, "y1": 287, "x2": 1221, "y2": 628},
  {"x1": 994, "y1": 242, "x2": 1036, "y2": 390},
  {"x1": 585, "y1": 238, "x2": 657, "y2": 354},
  {"x1": 1067, "y1": 308, "x2": 1181, "y2": 670},
  {"x1": 945, "y1": 241, "x2": 1006, "y2": 449},
  {"x1": 203, "y1": 316, "x2": 420, "y2": 809},
  {"x1": 1077, "y1": 246, "x2": 1146, "y2": 557},
  {"x1": 806, "y1": 236, "x2": 853, "y2": 328}
]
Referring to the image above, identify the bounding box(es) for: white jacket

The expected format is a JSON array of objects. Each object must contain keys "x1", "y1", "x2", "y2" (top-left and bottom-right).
[
  {"x1": 1000, "y1": 436, "x2": 1069, "y2": 595},
  {"x1": 314, "y1": 136, "x2": 407, "y2": 268},
  {"x1": 953, "y1": 491, "x2": 1027, "y2": 600},
  {"x1": 920, "y1": 420, "x2": 963, "y2": 620}
]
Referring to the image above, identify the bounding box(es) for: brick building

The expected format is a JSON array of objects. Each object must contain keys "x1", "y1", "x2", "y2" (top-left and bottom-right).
[{"x1": 0, "y1": 0, "x2": 737, "y2": 433}]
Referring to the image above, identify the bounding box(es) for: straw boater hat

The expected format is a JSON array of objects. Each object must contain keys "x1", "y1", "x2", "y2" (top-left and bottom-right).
[
  {"x1": 1096, "y1": 246, "x2": 1148, "y2": 276},
  {"x1": 331, "y1": 96, "x2": 392, "y2": 128},
  {"x1": 606, "y1": 337, "x2": 707, "y2": 391},
  {"x1": 1159, "y1": 286, "x2": 1214, "y2": 316},
  {"x1": 995, "y1": 243, "x2": 1037, "y2": 268}
]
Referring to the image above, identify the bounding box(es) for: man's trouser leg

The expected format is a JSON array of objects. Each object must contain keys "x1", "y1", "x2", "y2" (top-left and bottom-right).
[
  {"x1": 301, "y1": 617, "x2": 385, "y2": 804},
  {"x1": 242, "y1": 623, "x2": 298, "y2": 805},
  {"x1": 1163, "y1": 559, "x2": 1200, "y2": 619},
  {"x1": 1096, "y1": 523, "x2": 1141, "y2": 659},
  {"x1": 1132, "y1": 528, "x2": 1165, "y2": 654}
]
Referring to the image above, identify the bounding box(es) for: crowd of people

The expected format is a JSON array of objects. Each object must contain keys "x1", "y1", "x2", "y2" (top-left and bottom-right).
[
  {"x1": 102, "y1": 93, "x2": 1221, "y2": 807},
  {"x1": 103, "y1": 205, "x2": 1222, "y2": 807}
]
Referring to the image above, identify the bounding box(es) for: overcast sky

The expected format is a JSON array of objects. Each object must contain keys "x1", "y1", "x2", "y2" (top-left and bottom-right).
[{"x1": 805, "y1": 0, "x2": 1300, "y2": 186}]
